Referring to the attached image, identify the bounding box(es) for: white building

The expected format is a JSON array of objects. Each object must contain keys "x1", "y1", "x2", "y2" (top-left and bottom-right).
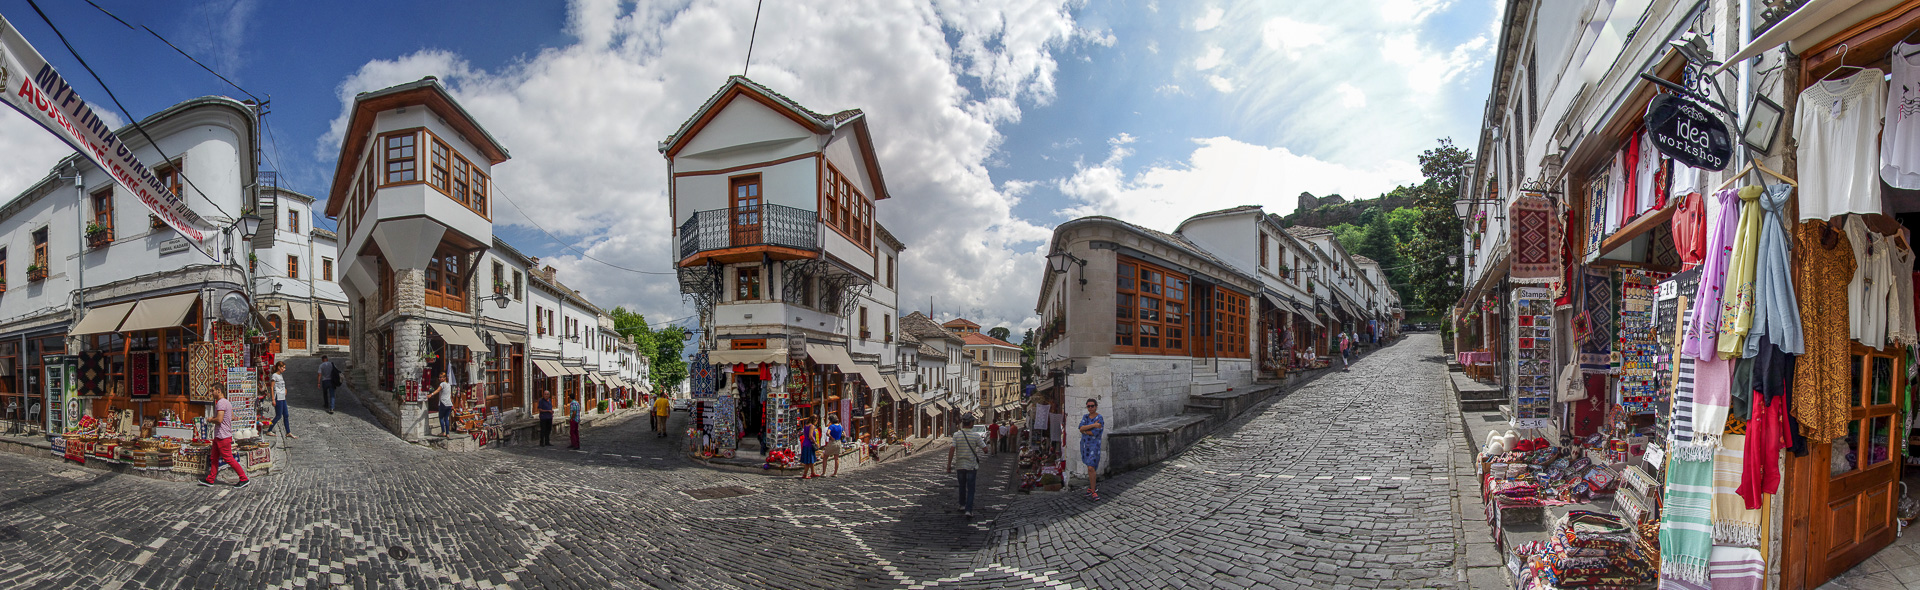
[
  {"x1": 660, "y1": 75, "x2": 912, "y2": 451},
  {"x1": 253, "y1": 186, "x2": 350, "y2": 357},
  {"x1": 1173, "y1": 206, "x2": 1331, "y2": 377},
  {"x1": 0, "y1": 96, "x2": 259, "y2": 434}
]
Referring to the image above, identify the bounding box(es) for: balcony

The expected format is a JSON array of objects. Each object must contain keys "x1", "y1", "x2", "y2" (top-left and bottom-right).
[{"x1": 679, "y1": 203, "x2": 819, "y2": 266}]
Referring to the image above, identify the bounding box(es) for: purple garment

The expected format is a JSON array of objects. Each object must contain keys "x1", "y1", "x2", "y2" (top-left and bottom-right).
[{"x1": 1683, "y1": 189, "x2": 1742, "y2": 359}]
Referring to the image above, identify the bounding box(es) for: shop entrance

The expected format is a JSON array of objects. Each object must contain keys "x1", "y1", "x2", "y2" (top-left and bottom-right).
[{"x1": 1788, "y1": 344, "x2": 1906, "y2": 588}]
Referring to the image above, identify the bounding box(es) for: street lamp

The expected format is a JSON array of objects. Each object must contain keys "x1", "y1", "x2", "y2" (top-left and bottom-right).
[
  {"x1": 239, "y1": 212, "x2": 264, "y2": 240},
  {"x1": 1046, "y1": 250, "x2": 1088, "y2": 290}
]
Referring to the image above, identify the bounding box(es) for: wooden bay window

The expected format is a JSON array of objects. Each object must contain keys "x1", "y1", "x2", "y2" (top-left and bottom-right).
[{"x1": 1116, "y1": 256, "x2": 1188, "y2": 356}]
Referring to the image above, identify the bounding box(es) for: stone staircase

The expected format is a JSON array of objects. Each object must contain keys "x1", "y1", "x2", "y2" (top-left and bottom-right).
[
  {"x1": 1189, "y1": 358, "x2": 1228, "y2": 397},
  {"x1": 1448, "y1": 371, "x2": 1504, "y2": 412},
  {"x1": 1108, "y1": 381, "x2": 1282, "y2": 474}
]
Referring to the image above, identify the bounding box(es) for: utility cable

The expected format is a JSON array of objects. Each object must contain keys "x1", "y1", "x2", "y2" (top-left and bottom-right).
[
  {"x1": 743, "y1": 0, "x2": 764, "y2": 76},
  {"x1": 25, "y1": 0, "x2": 237, "y2": 222},
  {"x1": 80, "y1": 0, "x2": 260, "y2": 102}
]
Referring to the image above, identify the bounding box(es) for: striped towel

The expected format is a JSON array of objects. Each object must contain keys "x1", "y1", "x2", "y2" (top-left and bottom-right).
[
  {"x1": 1660, "y1": 456, "x2": 1715, "y2": 585},
  {"x1": 1682, "y1": 356, "x2": 1733, "y2": 461},
  {"x1": 1671, "y1": 348, "x2": 1699, "y2": 452},
  {"x1": 1709, "y1": 546, "x2": 1765, "y2": 590},
  {"x1": 1713, "y1": 435, "x2": 1763, "y2": 546}
]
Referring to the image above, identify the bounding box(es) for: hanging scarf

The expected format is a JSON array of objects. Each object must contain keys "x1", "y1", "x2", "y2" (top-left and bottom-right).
[
  {"x1": 1680, "y1": 356, "x2": 1734, "y2": 461},
  {"x1": 1708, "y1": 546, "x2": 1766, "y2": 590},
  {"x1": 1742, "y1": 183, "x2": 1804, "y2": 357},
  {"x1": 1659, "y1": 456, "x2": 1716, "y2": 586},
  {"x1": 1714, "y1": 434, "x2": 1764, "y2": 546},
  {"x1": 1683, "y1": 189, "x2": 1742, "y2": 359},
  {"x1": 1716, "y1": 185, "x2": 1764, "y2": 359}
]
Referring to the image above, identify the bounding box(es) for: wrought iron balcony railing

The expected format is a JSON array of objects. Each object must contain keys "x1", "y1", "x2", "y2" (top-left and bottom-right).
[{"x1": 679, "y1": 203, "x2": 819, "y2": 261}]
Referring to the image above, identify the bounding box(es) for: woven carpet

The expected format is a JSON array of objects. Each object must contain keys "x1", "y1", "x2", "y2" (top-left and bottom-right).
[
  {"x1": 1580, "y1": 267, "x2": 1615, "y2": 373},
  {"x1": 1511, "y1": 193, "x2": 1562, "y2": 284}
]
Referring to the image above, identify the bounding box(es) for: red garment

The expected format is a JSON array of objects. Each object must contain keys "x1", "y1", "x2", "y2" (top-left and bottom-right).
[
  {"x1": 1653, "y1": 156, "x2": 1670, "y2": 210},
  {"x1": 1555, "y1": 206, "x2": 1577, "y2": 309},
  {"x1": 1738, "y1": 396, "x2": 1787, "y2": 509},
  {"x1": 758, "y1": 363, "x2": 771, "y2": 380},
  {"x1": 1620, "y1": 136, "x2": 1641, "y2": 226},
  {"x1": 204, "y1": 436, "x2": 248, "y2": 484},
  {"x1": 1672, "y1": 189, "x2": 1707, "y2": 266}
]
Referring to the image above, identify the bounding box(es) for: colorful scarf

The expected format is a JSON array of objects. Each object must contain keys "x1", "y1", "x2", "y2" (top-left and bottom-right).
[
  {"x1": 1580, "y1": 267, "x2": 1616, "y2": 373},
  {"x1": 1660, "y1": 456, "x2": 1716, "y2": 585},
  {"x1": 1716, "y1": 185, "x2": 1764, "y2": 359},
  {"x1": 1742, "y1": 183, "x2": 1804, "y2": 356},
  {"x1": 1713, "y1": 435, "x2": 1763, "y2": 546},
  {"x1": 1683, "y1": 189, "x2": 1742, "y2": 359},
  {"x1": 1708, "y1": 546, "x2": 1765, "y2": 590},
  {"x1": 1511, "y1": 194, "x2": 1563, "y2": 284},
  {"x1": 1681, "y1": 356, "x2": 1734, "y2": 459}
]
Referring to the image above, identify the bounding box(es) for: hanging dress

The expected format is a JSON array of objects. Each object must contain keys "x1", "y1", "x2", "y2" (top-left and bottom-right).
[
  {"x1": 1684, "y1": 189, "x2": 1742, "y2": 359},
  {"x1": 1797, "y1": 68, "x2": 1886, "y2": 220},
  {"x1": 1794, "y1": 219, "x2": 1857, "y2": 442},
  {"x1": 1716, "y1": 186, "x2": 1764, "y2": 359},
  {"x1": 1891, "y1": 241, "x2": 1919, "y2": 347},
  {"x1": 1742, "y1": 183, "x2": 1805, "y2": 357}
]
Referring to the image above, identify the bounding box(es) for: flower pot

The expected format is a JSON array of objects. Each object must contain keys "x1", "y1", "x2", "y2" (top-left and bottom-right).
[{"x1": 87, "y1": 231, "x2": 112, "y2": 249}]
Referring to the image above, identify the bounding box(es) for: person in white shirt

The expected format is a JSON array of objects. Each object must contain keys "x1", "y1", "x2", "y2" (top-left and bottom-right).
[
  {"x1": 435, "y1": 373, "x2": 456, "y2": 436},
  {"x1": 266, "y1": 362, "x2": 294, "y2": 439}
]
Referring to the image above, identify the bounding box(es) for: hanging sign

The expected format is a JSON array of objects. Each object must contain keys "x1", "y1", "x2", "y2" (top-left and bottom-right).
[
  {"x1": 1644, "y1": 93, "x2": 1732, "y2": 171},
  {"x1": 0, "y1": 15, "x2": 222, "y2": 261}
]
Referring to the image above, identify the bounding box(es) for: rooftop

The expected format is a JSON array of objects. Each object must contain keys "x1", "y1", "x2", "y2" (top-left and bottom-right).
[{"x1": 961, "y1": 332, "x2": 1018, "y2": 348}]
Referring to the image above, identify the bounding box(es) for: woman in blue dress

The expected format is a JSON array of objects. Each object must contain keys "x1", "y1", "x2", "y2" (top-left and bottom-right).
[
  {"x1": 798, "y1": 418, "x2": 819, "y2": 479},
  {"x1": 1079, "y1": 398, "x2": 1105, "y2": 501}
]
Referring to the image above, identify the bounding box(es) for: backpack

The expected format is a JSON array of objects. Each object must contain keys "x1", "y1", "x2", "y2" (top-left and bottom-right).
[{"x1": 329, "y1": 363, "x2": 343, "y2": 383}]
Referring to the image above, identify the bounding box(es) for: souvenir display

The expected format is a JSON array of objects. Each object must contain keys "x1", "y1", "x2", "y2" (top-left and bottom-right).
[{"x1": 1510, "y1": 288, "x2": 1555, "y2": 429}]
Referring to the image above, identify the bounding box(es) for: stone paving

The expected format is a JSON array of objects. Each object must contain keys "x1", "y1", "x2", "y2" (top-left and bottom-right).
[{"x1": 0, "y1": 334, "x2": 1463, "y2": 589}]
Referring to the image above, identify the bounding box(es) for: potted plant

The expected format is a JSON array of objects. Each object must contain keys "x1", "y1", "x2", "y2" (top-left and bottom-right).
[
  {"x1": 149, "y1": 214, "x2": 166, "y2": 230},
  {"x1": 26, "y1": 264, "x2": 45, "y2": 282},
  {"x1": 248, "y1": 252, "x2": 258, "y2": 272},
  {"x1": 493, "y1": 280, "x2": 508, "y2": 294},
  {"x1": 85, "y1": 222, "x2": 110, "y2": 248},
  {"x1": 0, "y1": 277, "x2": 7, "y2": 293}
]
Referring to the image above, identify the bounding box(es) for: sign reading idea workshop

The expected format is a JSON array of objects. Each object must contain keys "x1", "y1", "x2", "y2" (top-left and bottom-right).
[
  {"x1": 1644, "y1": 93, "x2": 1732, "y2": 171},
  {"x1": 0, "y1": 15, "x2": 223, "y2": 261}
]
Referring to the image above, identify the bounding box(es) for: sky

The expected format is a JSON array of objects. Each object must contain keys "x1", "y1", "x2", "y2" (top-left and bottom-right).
[{"x1": 0, "y1": 0, "x2": 1499, "y2": 334}]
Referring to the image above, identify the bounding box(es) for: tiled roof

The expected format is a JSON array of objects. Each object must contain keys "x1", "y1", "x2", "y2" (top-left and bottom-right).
[
  {"x1": 1285, "y1": 225, "x2": 1333, "y2": 238},
  {"x1": 942, "y1": 318, "x2": 980, "y2": 329},
  {"x1": 1054, "y1": 215, "x2": 1260, "y2": 287},
  {"x1": 961, "y1": 332, "x2": 1018, "y2": 348},
  {"x1": 1353, "y1": 255, "x2": 1378, "y2": 264},
  {"x1": 901, "y1": 311, "x2": 963, "y2": 341},
  {"x1": 916, "y1": 342, "x2": 948, "y2": 359},
  {"x1": 309, "y1": 228, "x2": 337, "y2": 240}
]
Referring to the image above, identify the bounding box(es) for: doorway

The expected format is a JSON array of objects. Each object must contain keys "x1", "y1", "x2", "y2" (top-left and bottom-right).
[{"x1": 730, "y1": 176, "x2": 762, "y2": 247}]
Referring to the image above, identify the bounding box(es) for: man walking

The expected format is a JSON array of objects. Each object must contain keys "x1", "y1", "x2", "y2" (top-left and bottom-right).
[
  {"x1": 201, "y1": 387, "x2": 250, "y2": 488},
  {"x1": 317, "y1": 355, "x2": 338, "y2": 414},
  {"x1": 986, "y1": 421, "x2": 999, "y2": 456},
  {"x1": 537, "y1": 393, "x2": 554, "y2": 446},
  {"x1": 653, "y1": 393, "x2": 672, "y2": 438},
  {"x1": 947, "y1": 415, "x2": 985, "y2": 518}
]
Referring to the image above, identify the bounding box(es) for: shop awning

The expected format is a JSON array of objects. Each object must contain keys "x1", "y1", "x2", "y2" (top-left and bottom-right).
[
  {"x1": 119, "y1": 293, "x2": 200, "y2": 332},
  {"x1": 1718, "y1": 0, "x2": 1891, "y2": 72},
  {"x1": 586, "y1": 373, "x2": 606, "y2": 386},
  {"x1": 885, "y1": 374, "x2": 921, "y2": 404},
  {"x1": 1299, "y1": 308, "x2": 1326, "y2": 327},
  {"x1": 935, "y1": 401, "x2": 953, "y2": 413},
  {"x1": 566, "y1": 362, "x2": 590, "y2": 376},
  {"x1": 429, "y1": 323, "x2": 490, "y2": 353},
  {"x1": 283, "y1": 301, "x2": 311, "y2": 322},
  {"x1": 707, "y1": 347, "x2": 788, "y2": 365},
  {"x1": 805, "y1": 343, "x2": 856, "y2": 369},
  {"x1": 494, "y1": 331, "x2": 527, "y2": 344},
  {"x1": 316, "y1": 301, "x2": 348, "y2": 321},
  {"x1": 533, "y1": 359, "x2": 566, "y2": 377},
  {"x1": 852, "y1": 364, "x2": 891, "y2": 394},
  {"x1": 72, "y1": 302, "x2": 136, "y2": 335}
]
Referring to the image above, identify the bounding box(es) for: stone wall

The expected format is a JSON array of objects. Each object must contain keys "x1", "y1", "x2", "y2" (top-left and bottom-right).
[{"x1": 1105, "y1": 356, "x2": 1197, "y2": 428}]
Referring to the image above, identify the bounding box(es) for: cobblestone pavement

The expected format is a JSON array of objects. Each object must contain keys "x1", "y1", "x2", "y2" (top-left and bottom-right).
[{"x1": 0, "y1": 334, "x2": 1459, "y2": 589}]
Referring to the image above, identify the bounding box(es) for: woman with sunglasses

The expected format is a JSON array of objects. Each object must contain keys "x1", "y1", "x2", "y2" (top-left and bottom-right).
[{"x1": 1079, "y1": 398, "x2": 1105, "y2": 501}]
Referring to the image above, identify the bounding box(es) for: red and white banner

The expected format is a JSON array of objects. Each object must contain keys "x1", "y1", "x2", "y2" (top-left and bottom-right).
[{"x1": 0, "y1": 14, "x2": 222, "y2": 261}]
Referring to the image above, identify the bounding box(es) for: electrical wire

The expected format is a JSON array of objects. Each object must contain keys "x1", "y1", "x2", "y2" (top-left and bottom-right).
[
  {"x1": 80, "y1": 0, "x2": 260, "y2": 102},
  {"x1": 24, "y1": 0, "x2": 237, "y2": 222}
]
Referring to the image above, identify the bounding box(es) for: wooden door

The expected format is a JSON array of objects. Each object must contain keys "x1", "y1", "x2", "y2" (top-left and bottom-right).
[
  {"x1": 288, "y1": 320, "x2": 307, "y2": 351},
  {"x1": 266, "y1": 316, "x2": 283, "y2": 355},
  {"x1": 730, "y1": 176, "x2": 762, "y2": 247},
  {"x1": 1798, "y1": 344, "x2": 1905, "y2": 588}
]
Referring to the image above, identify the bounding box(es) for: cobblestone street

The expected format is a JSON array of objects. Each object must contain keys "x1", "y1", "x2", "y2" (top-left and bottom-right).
[{"x1": 0, "y1": 335, "x2": 1459, "y2": 589}]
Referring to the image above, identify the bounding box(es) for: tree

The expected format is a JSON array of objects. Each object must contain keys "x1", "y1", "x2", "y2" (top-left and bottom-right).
[
  {"x1": 609, "y1": 306, "x2": 689, "y2": 394},
  {"x1": 1019, "y1": 328, "x2": 1037, "y2": 386},
  {"x1": 987, "y1": 326, "x2": 1011, "y2": 342},
  {"x1": 1395, "y1": 138, "x2": 1472, "y2": 318}
]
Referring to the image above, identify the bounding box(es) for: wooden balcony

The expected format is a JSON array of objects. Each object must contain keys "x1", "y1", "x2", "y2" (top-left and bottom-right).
[{"x1": 678, "y1": 203, "x2": 820, "y2": 267}]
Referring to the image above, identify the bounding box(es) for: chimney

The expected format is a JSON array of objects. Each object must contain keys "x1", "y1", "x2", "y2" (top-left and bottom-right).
[{"x1": 542, "y1": 266, "x2": 558, "y2": 282}]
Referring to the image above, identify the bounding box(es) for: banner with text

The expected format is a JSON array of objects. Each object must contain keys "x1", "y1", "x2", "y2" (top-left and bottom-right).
[{"x1": 0, "y1": 15, "x2": 222, "y2": 261}]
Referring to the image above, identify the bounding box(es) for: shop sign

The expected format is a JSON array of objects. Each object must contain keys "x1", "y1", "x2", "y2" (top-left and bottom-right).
[{"x1": 1644, "y1": 94, "x2": 1732, "y2": 170}]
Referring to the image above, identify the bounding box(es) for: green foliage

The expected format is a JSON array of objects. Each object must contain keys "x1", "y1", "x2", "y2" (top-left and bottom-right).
[
  {"x1": 1396, "y1": 138, "x2": 1471, "y2": 317},
  {"x1": 1019, "y1": 328, "x2": 1036, "y2": 386},
  {"x1": 609, "y1": 306, "x2": 689, "y2": 393},
  {"x1": 987, "y1": 326, "x2": 1011, "y2": 342}
]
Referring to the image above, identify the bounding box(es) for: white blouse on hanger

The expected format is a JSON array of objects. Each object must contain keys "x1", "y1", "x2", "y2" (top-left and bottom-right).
[
  {"x1": 1797, "y1": 68, "x2": 1886, "y2": 220},
  {"x1": 1884, "y1": 43, "x2": 1920, "y2": 188}
]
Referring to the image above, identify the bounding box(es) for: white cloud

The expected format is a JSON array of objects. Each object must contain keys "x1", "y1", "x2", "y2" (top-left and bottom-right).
[
  {"x1": 1192, "y1": 6, "x2": 1224, "y2": 31},
  {"x1": 1378, "y1": 0, "x2": 1453, "y2": 24},
  {"x1": 1206, "y1": 74, "x2": 1235, "y2": 93},
  {"x1": 1260, "y1": 17, "x2": 1331, "y2": 59},
  {"x1": 1193, "y1": 45, "x2": 1226, "y2": 71},
  {"x1": 1382, "y1": 31, "x2": 1490, "y2": 94},
  {"x1": 1077, "y1": 27, "x2": 1117, "y2": 47},
  {"x1": 182, "y1": 0, "x2": 260, "y2": 76},
  {"x1": 1334, "y1": 82, "x2": 1367, "y2": 108},
  {"x1": 320, "y1": 0, "x2": 1071, "y2": 327},
  {"x1": 1154, "y1": 84, "x2": 1186, "y2": 95},
  {"x1": 1055, "y1": 136, "x2": 1424, "y2": 231}
]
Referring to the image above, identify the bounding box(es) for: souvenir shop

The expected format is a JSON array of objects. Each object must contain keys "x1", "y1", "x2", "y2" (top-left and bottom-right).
[
  {"x1": 45, "y1": 291, "x2": 275, "y2": 476},
  {"x1": 1016, "y1": 388, "x2": 1070, "y2": 493},
  {"x1": 1476, "y1": 7, "x2": 1920, "y2": 587},
  {"x1": 1259, "y1": 294, "x2": 1323, "y2": 377},
  {"x1": 686, "y1": 346, "x2": 800, "y2": 465}
]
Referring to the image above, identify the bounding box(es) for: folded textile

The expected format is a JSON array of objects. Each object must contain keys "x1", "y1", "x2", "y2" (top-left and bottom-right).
[
  {"x1": 1660, "y1": 457, "x2": 1716, "y2": 585},
  {"x1": 1712, "y1": 435, "x2": 1763, "y2": 546},
  {"x1": 1709, "y1": 546, "x2": 1764, "y2": 590},
  {"x1": 1680, "y1": 357, "x2": 1734, "y2": 460}
]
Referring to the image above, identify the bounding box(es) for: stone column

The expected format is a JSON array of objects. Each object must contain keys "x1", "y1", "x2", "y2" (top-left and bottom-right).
[{"x1": 392, "y1": 268, "x2": 429, "y2": 441}]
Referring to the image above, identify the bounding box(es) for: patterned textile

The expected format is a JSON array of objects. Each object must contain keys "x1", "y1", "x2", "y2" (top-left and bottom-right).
[
  {"x1": 1580, "y1": 267, "x2": 1616, "y2": 373},
  {"x1": 1511, "y1": 194, "x2": 1562, "y2": 284},
  {"x1": 1683, "y1": 189, "x2": 1743, "y2": 359},
  {"x1": 1716, "y1": 186, "x2": 1764, "y2": 359},
  {"x1": 214, "y1": 323, "x2": 242, "y2": 368},
  {"x1": 1793, "y1": 220, "x2": 1856, "y2": 442},
  {"x1": 187, "y1": 342, "x2": 220, "y2": 402},
  {"x1": 1660, "y1": 456, "x2": 1716, "y2": 586},
  {"x1": 76, "y1": 350, "x2": 110, "y2": 397},
  {"x1": 1586, "y1": 180, "x2": 1610, "y2": 262},
  {"x1": 1742, "y1": 184, "x2": 1804, "y2": 356},
  {"x1": 1687, "y1": 357, "x2": 1734, "y2": 457},
  {"x1": 1650, "y1": 223, "x2": 1682, "y2": 269},
  {"x1": 1556, "y1": 204, "x2": 1579, "y2": 309},
  {"x1": 1670, "y1": 302, "x2": 1701, "y2": 452},
  {"x1": 1708, "y1": 546, "x2": 1764, "y2": 590},
  {"x1": 128, "y1": 351, "x2": 151, "y2": 398},
  {"x1": 1712, "y1": 435, "x2": 1763, "y2": 546}
]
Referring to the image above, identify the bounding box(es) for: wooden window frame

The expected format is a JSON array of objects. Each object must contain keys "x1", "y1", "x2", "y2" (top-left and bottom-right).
[
  {"x1": 322, "y1": 258, "x2": 334, "y2": 281},
  {"x1": 287, "y1": 255, "x2": 300, "y2": 279},
  {"x1": 287, "y1": 209, "x2": 300, "y2": 234},
  {"x1": 469, "y1": 164, "x2": 489, "y2": 219},
  {"x1": 492, "y1": 261, "x2": 505, "y2": 295},
  {"x1": 736, "y1": 266, "x2": 762, "y2": 301},
  {"x1": 430, "y1": 138, "x2": 451, "y2": 192},
  {"x1": 1258, "y1": 233, "x2": 1269, "y2": 269},
  {"x1": 289, "y1": 319, "x2": 308, "y2": 350},
  {"x1": 424, "y1": 245, "x2": 468, "y2": 313},
  {"x1": 154, "y1": 159, "x2": 184, "y2": 199},
  {"x1": 1115, "y1": 256, "x2": 1190, "y2": 356},
  {"x1": 31, "y1": 227, "x2": 48, "y2": 277},
  {"x1": 860, "y1": 306, "x2": 870, "y2": 340},
  {"x1": 818, "y1": 161, "x2": 875, "y2": 253},
  {"x1": 1213, "y1": 288, "x2": 1250, "y2": 359},
  {"x1": 379, "y1": 129, "x2": 422, "y2": 186},
  {"x1": 512, "y1": 270, "x2": 523, "y2": 300},
  {"x1": 90, "y1": 188, "x2": 114, "y2": 243},
  {"x1": 536, "y1": 305, "x2": 546, "y2": 336},
  {"x1": 452, "y1": 152, "x2": 471, "y2": 207}
]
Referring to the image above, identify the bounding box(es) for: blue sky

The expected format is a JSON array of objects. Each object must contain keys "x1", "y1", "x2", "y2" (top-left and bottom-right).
[{"x1": 0, "y1": 0, "x2": 1499, "y2": 332}]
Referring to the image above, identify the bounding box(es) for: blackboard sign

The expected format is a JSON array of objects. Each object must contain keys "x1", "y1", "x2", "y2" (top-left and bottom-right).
[{"x1": 1645, "y1": 94, "x2": 1732, "y2": 171}]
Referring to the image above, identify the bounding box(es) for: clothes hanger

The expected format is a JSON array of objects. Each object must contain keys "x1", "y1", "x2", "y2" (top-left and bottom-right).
[
  {"x1": 1715, "y1": 162, "x2": 1755, "y2": 192},
  {"x1": 1822, "y1": 43, "x2": 1865, "y2": 82},
  {"x1": 1903, "y1": 28, "x2": 1920, "y2": 57},
  {"x1": 1754, "y1": 160, "x2": 1798, "y2": 187}
]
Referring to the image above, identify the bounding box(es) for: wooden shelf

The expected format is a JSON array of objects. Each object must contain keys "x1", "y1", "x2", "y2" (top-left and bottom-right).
[{"x1": 1595, "y1": 203, "x2": 1678, "y2": 260}]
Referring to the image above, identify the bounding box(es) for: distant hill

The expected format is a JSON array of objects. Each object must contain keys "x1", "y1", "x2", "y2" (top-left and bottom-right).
[{"x1": 1277, "y1": 192, "x2": 1413, "y2": 229}]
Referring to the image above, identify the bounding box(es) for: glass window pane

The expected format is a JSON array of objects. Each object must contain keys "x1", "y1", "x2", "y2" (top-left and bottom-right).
[
  {"x1": 1833, "y1": 420, "x2": 1861, "y2": 476},
  {"x1": 1852, "y1": 354, "x2": 1864, "y2": 408},
  {"x1": 1874, "y1": 356, "x2": 1893, "y2": 406},
  {"x1": 1870, "y1": 416, "x2": 1892, "y2": 466}
]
